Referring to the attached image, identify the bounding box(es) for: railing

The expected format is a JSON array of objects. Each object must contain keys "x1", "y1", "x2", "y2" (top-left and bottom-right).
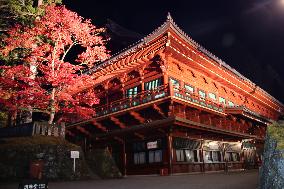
[
  {"x1": 33, "y1": 122, "x2": 65, "y2": 138},
  {"x1": 225, "y1": 105, "x2": 269, "y2": 122},
  {"x1": 0, "y1": 122, "x2": 65, "y2": 138},
  {"x1": 94, "y1": 84, "x2": 169, "y2": 117},
  {"x1": 94, "y1": 84, "x2": 226, "y2": 117},
  {"x1": 172, "y1": 86, "x2": 224, "y2": 113},
  {"x1": 91, "y1": 84, "x2": 265, "y2": 138}
]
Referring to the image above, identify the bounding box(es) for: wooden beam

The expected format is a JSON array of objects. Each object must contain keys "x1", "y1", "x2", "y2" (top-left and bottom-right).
[
  {"x1": 91, "y1": 121, "x2": 107, "y2": 132},
  {"x1": 134, "y1": 132, "x2": 144, "y2": 139},
  {"x1": 129, "y1": 111, "x2": 145, "y2": 123},
  {"x1": 157, "y1": 128, "x2": 166, "y2": 134},
  {"x1": 153, "y1": 104, "x2": 166, "y2": 117},
  {"x1": 114, "y1": 136, "x2": 124, "y2": 143},
  {"x1": 110, "y1": 116, "x2": 126, "y2": 129},
  {"x1": 66, "y1": 130, "x2": 75, "y2": 137},
  {"x1": 76, "y1": 126, "x2": 91, "y2": 137}
]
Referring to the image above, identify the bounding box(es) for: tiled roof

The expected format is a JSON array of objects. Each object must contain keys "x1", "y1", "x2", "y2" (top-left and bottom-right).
[{"x1": 88, "y1": 13, "x2": 283, "y2": 107}]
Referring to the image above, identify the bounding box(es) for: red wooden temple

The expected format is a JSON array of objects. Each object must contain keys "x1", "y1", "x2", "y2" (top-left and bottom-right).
[{"x1": 66, "y1": 13, "x2": 284, "y2": 175}]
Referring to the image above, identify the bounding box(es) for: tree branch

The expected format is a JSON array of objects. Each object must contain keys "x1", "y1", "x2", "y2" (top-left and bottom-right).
[
  {"x1": 51, "y1": 34, "x2": 61, "y2": 77},
  {"x1": 57, "y1": 42, "x2": 76, "y2": 71}
]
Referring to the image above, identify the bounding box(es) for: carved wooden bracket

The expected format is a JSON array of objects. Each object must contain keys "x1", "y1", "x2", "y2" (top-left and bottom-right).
[{"x1": 110, "y1": 116, "x2": 126, "y2": 128}]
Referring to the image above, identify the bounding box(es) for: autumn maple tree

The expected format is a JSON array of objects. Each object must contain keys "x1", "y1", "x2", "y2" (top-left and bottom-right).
[{"x1": 0, "y1": 4, "x2": 109, "y2": 124}]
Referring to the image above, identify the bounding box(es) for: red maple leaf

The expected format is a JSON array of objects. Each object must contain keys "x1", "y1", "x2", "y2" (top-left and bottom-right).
[{"x1": 0, "y1": 5, "x2": 109, "y2": 124}]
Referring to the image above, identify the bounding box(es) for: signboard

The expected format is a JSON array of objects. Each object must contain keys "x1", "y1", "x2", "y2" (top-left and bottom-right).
[
  {"x1": 71, "y1": 151, "x2": 79, "y2": 159},
  {"x1": 147, "y1": 141, "x2": 158, "y2": 149},
  {"x1": 71, "y1": 151, "x2": 79, "y2": 173},
  {"x1": 18, "y1": 179, "x2": 48, "y2": 189}
]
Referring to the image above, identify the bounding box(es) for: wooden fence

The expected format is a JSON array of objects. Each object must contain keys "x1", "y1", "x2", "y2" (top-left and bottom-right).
[{"x1": 0, "y1": 122, "x2": 65, "y2": 138}]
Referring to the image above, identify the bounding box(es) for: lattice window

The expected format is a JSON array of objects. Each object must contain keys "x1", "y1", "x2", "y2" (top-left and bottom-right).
[{"x1": 145, "y1": 78, "x2": 162, "y2": 91}]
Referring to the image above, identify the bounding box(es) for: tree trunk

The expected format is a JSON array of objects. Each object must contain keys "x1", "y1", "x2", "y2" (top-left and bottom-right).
[{"x1": 48, "y1": 88, "x2": 56, "y2": 124}]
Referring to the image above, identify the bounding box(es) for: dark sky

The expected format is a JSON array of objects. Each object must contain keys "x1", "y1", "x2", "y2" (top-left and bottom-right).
[{"x1": 64, "y1": 0, "x2": 284, "y2": 102}]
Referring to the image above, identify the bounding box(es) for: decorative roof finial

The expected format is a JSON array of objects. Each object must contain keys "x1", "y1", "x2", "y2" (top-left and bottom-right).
[{"x1": 167, "y1": 12, "x2": 173, "y2": 22}]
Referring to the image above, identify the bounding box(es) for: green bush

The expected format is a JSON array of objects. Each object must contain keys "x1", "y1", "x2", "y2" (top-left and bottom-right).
[
  {"x1": 268, "y1": 121, "x2": 284, "y2": 150},
  {"x1": 86, "y1": 149, "x2": 122, "y2": 179}
]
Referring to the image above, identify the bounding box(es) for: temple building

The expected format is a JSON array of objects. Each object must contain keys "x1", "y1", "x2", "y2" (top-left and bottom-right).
[{"x1": 66, "y1": 13, "x2": 284, "y2": 175}]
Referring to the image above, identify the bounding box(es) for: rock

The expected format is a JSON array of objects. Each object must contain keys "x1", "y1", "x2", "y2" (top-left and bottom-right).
[{"x1": 259, "y1": 134, "x2": 284, "y2": 189}]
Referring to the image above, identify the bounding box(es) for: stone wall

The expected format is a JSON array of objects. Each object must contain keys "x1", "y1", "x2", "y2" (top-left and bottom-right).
[
  {"x1": 259, "y1": 123, "x2": 284, "y2": 189},
  {"x1": 0, "y1": 136, "x2": 90, "y2": 181}
]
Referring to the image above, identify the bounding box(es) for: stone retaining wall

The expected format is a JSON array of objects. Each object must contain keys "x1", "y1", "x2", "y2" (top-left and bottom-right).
[{"x1": 0, "y1": 136, "x2": 90, "y2": 181}]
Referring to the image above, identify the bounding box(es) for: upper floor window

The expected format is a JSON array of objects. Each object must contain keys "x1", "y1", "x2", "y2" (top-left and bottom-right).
[
  {"x1": 198, "y1": 90, "x2": 206, "y2": 99},
  {"x1": 169, "y1": 78, "x2": 180, "y2": 88},
  {"x1": 145, "y1": 78, "x2": 162, "y2": 91},
  {"x1": 126, "y1": 86, "x2": 139, "y2": 97},
  {"x1": 184, "y1": 84, "x2": 194, "y2": 94},
  {"x1": 228, "y1": 101, "x2": 234, "y2": 107},
  {"x1": 208, "y1": 93, "x2": 216, "y2": 101},
  {"x1": 219, "y1": 97, "x2": 226, "y2": 105}
]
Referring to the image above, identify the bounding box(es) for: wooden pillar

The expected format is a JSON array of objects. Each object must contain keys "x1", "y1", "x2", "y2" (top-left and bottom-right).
[
  {"x1": 180, "y1": 80, "x2": 184, "y2": 90},
  {"x1": 122, "y1": 139, "x2": 127, "y2": 176},
  {"x1": 200, "y1": 140, "x2": 205, "y2": 172},
  {"x1": 167, "y1": 129, "x2": 173, "y2": 175},
  {"x1": 208, "y1": 115, "x2": 212, "y2": 126},
  {"x1": 168, "y1": 101, "x2": 174, "y2": 117},
  {"x1": 240, "y1": 142, "x2": 245, "y2": 169},
  {"x1": 163, "y1": 72, "x2": 169, "y2": 85},
  {"x1": 105, "y1": 89, "x2": 109, "y2": 105},
  {"x1": 139, "y1": 69, "x2": 145, "y2": 92},
  {"x1": 84, "y1": 136, "x2": 87, "y2": 153},
  {"x1": 141, "y1": 82, "x2": 145, "y2": 91},
  {"x1": 122, "y1": 84, "x2": 125, "y2": 98}
]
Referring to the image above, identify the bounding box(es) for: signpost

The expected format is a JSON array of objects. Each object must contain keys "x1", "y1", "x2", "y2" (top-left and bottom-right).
[{"x1": 71, "y1": 151, "x2": 79, "y2": 173}]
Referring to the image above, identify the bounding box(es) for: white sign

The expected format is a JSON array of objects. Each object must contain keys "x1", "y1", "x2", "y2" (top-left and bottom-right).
[
  {"x1": 147, "y1": 141, "x2": 158, "y2": 149},
  {"x1": 71, "y1": 151, "x2": 79, "y2": 159},
  {"x1": 71, "y1": 151, "x2": 79, "y2": 173}
]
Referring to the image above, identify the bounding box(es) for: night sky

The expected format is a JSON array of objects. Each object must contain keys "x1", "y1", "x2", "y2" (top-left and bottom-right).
[{"x1": 64, "y1": 0, "x2": 284, "y2": 102}]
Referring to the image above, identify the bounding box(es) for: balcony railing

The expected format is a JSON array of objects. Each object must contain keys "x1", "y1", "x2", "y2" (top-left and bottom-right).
[
  {"x1": 94, "y1": 84, "x2": 225, "y2": 117},
  {"x1": 172, "y1": 86, "x2": 224, "y2": 113},
  {"x1": 94, "y1": 84, "x2": 169, "y2": 117},
  {"x1": 225, "y1": 105, "x2": 269, "y2": 123},
  {"x1": 91, "y1": 84, "x2": 264, "y2": 138}
]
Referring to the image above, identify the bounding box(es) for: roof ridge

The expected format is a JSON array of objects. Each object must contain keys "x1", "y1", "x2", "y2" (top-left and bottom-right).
[{"x1": 88, "y1": 15, "x2": 171, "y2": 74}]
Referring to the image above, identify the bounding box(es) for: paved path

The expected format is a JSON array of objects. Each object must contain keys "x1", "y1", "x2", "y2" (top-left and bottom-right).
[{"x1": 1, "y1": 170, "x2": 259, "y2": 189}]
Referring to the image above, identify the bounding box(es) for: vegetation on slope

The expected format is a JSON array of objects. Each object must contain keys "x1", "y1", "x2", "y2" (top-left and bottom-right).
[{"x1": 268, "y1": 121, "x2": 284, "y2": 150}]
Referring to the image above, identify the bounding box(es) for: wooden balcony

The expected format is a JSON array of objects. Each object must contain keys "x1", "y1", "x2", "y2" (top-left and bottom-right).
[
  {"x1": 93, "y1": 84, "x2": 225, "y2": 118},
  {"x1": 172, "y1": 86, "x2": 224, "y2": 114},
  {"x1": 94, "y1": 84, "x2": 170, "y2": 118},
  {"x1": 225, "y1": 105, "x2": 270, "y2": 124},
  {"x1": 67, "y1": 84, "x2": 266, "y2": 141}
]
